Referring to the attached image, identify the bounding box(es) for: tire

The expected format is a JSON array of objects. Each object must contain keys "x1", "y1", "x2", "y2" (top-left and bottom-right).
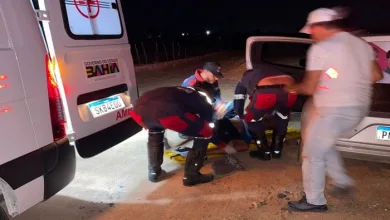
[{"x1": 0, "y1": 202, "x2": 10, "y2": 220}]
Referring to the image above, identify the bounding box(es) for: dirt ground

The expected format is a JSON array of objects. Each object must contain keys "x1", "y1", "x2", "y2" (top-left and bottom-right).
[
  {"x1": 15, "y1": 52, "x2": 390, "y2": 220},
  {"x1": 98, "y1": 148, "x2": 390, "y2": 220}
]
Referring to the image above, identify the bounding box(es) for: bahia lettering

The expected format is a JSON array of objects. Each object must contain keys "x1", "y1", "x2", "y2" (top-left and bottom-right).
[
  {"x1": 116, "y1": 108, "x2": 132, "y2": 120},
  {"x1": 85, "y1": 58, "x2": 120, "y2": 78}
]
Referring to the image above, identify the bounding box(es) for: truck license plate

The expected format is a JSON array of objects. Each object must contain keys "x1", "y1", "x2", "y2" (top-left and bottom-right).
[
  {"x1": 376, "y1": 126, "x2": 390, "y2": 140},
  {"x1": 88, "y1": 95, "x2": 125, "y2": 118}
]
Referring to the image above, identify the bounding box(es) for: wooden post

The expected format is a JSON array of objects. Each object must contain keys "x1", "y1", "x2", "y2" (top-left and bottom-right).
[
  {"x1": 177, "y1": 42, "x2": 181, "y2": 58},
  {"x1": 134, "y1": 43, "x2": 141, "y2": 64},
  {"x1": 155, "y1": 42, "x2": 159, "y2": 62},
  {"x1": 141, "y1": 42, "x2": 148, "y2": 64},
  {"x1": 163, "y1": 43, "x2": 168, "y2": 61},
  {"x1": 172, "y1": 42, "x2": 175, "y2": 60}
]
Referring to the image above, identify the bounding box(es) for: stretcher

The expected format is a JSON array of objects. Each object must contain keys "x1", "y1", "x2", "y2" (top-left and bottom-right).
[{"x1": 164, "y1": 127, "x2": 301, "y2": 165}]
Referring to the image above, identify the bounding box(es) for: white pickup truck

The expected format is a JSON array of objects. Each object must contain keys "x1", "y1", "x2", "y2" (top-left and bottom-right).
[{"x1": 245, "y1": 34, "x2": 390, "y2": 163}]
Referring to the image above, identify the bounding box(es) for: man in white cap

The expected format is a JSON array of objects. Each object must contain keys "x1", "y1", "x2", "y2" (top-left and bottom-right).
[{"x1": 285, "y1": 7, "x2": 383, "y2": 212}]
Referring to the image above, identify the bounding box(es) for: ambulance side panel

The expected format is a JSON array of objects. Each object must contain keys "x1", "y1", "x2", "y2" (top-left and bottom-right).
[
  {"x1": 0, "y1": 1, "x2": 75, "y2": 216},
  {"x1": 40, "y1": 0, "x2": 141, "y2": 158}
]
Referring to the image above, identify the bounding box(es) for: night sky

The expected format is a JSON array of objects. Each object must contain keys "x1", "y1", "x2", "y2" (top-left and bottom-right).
[{"x1": 121, "y1": 0, "x2": 389, "y2": 40}]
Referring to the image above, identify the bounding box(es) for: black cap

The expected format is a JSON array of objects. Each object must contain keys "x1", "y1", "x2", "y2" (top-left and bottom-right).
[{"x1": 203, "y1": 62, "x2": 224, "y2": 78}]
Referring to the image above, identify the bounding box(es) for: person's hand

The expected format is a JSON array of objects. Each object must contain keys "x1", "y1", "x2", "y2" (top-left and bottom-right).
[
  {"x1": 284, "y1": 84, "x2": 297, "y2": 94},
  {"x1": 215, "y1": 102, "x2": 228, "y2": 119}
]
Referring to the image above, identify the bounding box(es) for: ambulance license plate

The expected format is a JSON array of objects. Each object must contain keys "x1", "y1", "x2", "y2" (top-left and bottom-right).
[
  {"x1": 376, "y1": 126, "x2": 390, "y2": 140},
  {"x1": 88, "y1": 95, "x2": 125, "y2": 118}
]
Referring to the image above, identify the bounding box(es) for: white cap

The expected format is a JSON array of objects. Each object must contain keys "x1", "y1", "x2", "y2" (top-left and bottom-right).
[{"x1": 300, "y1": 8, "x2": 342, "y2": 34}]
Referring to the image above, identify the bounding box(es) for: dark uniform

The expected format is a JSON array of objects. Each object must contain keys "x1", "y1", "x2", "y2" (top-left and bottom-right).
[
  {"x1": 182, "y1": 62, "x2": 235, "y2": 119},
  {"x1": 181, "y1": 62, "x2": 238, "y2": 150},
  {"x1": 130, "y1": 86, "x2": 215, "y2": 186},
  {"x1": 234, "y1": 66, "x2": 298, "y2": 160}
]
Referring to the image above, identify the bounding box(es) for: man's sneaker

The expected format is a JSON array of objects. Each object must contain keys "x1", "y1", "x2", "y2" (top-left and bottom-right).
[{"x1": 288, "y1": 196, "x2": 328, "y2": 212}]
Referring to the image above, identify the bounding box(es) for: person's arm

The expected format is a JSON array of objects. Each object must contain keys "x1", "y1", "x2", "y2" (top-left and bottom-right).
[
  {"x1": 370, "y1": 44, "x2": 384, "y2": 83},
  {"x1": 372, "y1": 61, "x2": 384, "y2": 82},
  {"x1": 189, "y1": 88, "x2": 217, "y2": 122},
  {"x1": 213, "y1": 81, "x2": 222, "y2": 101},
  {"x1": 367, "y1": 44, "x2": 383, "y2": 83},
  {"x1": 182, "y1": 75, "x2": 196, "y2": 87},
  {"x1": 233, "y1": 79, "x2": 247, "y2": 117},
  {"x1": 291, "y1": 71, "x2": 322, "y2": 95},
  {"x1": 285, "y1": 45, "x2": 325, "y2": 95}
]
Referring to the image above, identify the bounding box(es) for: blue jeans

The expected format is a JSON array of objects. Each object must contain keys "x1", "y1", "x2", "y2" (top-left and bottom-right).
[
  {"x1": 222, "y1": 101, "x2": 236, "y2": 119},
  {"x1": 302, "y1": 105, "x2": 368, "y2": 205},
  {"x1": 214, "y1": 98, "x2": 235, "y2": 119}
]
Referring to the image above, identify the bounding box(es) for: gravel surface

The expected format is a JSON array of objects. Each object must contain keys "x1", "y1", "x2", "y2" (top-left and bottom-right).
[{"x1": 15, "y1": 52, "x2": 390, "y2": 220}]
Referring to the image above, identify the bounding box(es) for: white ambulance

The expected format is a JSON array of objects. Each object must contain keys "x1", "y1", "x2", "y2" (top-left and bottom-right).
[{"x1": 0, "y1": 0, "x2": 140, "y2": 218}]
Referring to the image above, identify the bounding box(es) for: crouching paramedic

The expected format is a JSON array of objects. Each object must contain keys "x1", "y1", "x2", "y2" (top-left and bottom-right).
[
  {"x1": 234, "y1": 66, "x2": 298, "y2": 160},
  {"x1": 182, "y1": 62, "x2": 235, "y2": 119},
  {"x1": 129, "y1": 86, "x2": 215, "y2": 186},
  {"x1": 182, "y1": 61, "x2": 242, "y2": 152}
]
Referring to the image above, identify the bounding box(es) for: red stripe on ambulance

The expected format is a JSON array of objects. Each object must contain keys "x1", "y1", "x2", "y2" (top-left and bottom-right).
[{"x1": 116, "y1": 108, "x2": 132, "y2": 120}]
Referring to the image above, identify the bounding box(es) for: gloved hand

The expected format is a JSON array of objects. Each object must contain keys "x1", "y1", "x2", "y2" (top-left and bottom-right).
[
  {"x1": 283, "y1": 83, "x2": 297, "y2": 94},
  {"x1": 215, "y1": 102, "x2": 229, "y2": 120}
]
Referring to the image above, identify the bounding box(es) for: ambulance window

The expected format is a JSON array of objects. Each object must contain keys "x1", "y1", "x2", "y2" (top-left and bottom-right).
[
  {"x1": 61, "y1": 0, "x2": 123, "y2": 39},
  {"x1": 251, "y1": 42, "x2": 310, "y2": 69}
]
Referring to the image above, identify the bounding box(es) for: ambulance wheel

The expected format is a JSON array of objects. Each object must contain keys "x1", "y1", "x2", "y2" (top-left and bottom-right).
[{"x1": 0, "y1": 201, "x2": 10, "y2": 220}]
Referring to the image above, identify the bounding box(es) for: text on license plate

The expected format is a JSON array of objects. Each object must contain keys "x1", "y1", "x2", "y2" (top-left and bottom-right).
[
  {"x1": 376, "y1": 126, "x2": 390, "y2": 140},
  {"x1": 88, "y1": 95, "x2": 125, "y2": 118}
]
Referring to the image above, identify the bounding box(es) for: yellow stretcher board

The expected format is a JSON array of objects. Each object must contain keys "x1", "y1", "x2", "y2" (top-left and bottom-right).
[{"x1": 164, "y1": 128, "x2": 301, "y2": 165}]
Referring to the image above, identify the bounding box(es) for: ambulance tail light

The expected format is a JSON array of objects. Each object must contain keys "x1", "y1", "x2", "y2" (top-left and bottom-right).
[
  {"x1": 0, "y1": 75, "x2": 7, "y2": 80},
  {"x1": 46, "y1": 54, "x2": 66, "y2": 141}
]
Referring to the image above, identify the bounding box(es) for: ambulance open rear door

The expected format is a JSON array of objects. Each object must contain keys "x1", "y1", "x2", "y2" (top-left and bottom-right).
[{"x1": 36, "y1": 0, "x2": 141, "y2": 157}]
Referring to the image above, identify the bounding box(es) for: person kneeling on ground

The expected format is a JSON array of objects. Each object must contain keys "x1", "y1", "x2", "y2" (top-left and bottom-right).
[
  {"x1": 129, "y1": 86, "x2": 217, "y2": 186},
  {"x1": 179, "y1": 62, "x2": 235, "y2": 140},
  {"x1": 234, "y1": 65, "x2": 298, "y2": 160}
]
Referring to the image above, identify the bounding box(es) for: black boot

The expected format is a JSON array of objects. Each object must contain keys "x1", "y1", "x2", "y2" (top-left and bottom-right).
[
  {"x1": 271, "y1": 132, "x2": 285, "y2": 159},
  {"x1": 147, "y1": 131, "x2": 165, "y2": 183},
  {"x1": 249, "y1": 135, "x2": 271, "y2": 161},
  {"x1": 183, "y1": 139, "x2": 214, "y2": 187}
]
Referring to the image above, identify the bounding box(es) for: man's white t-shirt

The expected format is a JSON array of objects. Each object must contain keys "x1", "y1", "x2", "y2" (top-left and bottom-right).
[{"x1": 306, "y1": 32, "x2": 374, "y2": 107}]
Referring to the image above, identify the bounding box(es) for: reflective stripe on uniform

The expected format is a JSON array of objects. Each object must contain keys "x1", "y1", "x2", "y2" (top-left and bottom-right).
[
  {"x1": 149, "y1": 130, "x2": 165, "y2": 134},
  {"x1": 234, "y1": 94, "x2": 246, "y2": 100},
  {"x1": 276, "y1": 111, "x2": 288, "y2": 120}
]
